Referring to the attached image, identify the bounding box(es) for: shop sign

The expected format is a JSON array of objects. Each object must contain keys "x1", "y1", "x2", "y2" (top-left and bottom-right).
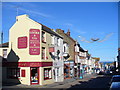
[
  {"x1": 3, "y1": 62, "x2": 53, "y2": 67},
  {"x1": 18, "y1": 37, "x2": 27, "y2": 49},
  {"x1": 41, "y1": 62, "x2": 53, "y2": 67},
  {"x1": 29, "y1": 29, "x2": 40, "y2": 55}
]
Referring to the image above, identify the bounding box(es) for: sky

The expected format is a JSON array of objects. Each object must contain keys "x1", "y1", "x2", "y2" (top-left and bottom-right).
[{"x1": 2, "y1": 2, "x2": 118, "y2": 62}]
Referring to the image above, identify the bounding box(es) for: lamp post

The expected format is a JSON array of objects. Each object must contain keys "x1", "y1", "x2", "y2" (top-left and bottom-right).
[{"x1": 113, "y1": 57, "x2": 116, "y2": 74}]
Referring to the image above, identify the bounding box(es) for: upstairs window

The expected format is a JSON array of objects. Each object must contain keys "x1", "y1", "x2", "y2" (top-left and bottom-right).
[
  {"x1": 51, "y1": 35, "x2": 55, "y2": 44},
  {"x1": 3, "y1": 49, "x2": 7, "y2": 58},
  {"x1": 57, "y1": 38, "x2": 60, "y2": 46},
  {"x1": 42, "y1": 31, "x2": 46, "y2": 43},
  {"x1": 42, "y1": 47, "x2": 45, "y2": 59}
]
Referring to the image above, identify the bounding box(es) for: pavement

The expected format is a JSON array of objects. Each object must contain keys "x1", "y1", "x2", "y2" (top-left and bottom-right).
[{"x1": 2, "y1": 73, "x2": 98, "y2": 89}]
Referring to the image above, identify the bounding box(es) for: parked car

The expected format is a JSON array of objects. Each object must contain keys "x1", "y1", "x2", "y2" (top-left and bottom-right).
[
  {"x1": 110, "y1": 82, "x2": 120, "y2": 90},
  {"x1": 109, "y1": 75, "x2": 120, "y2": 86},
  {"x1": 98, "y1": 71, "x2": 105, "y2": 75},
  {"x1": 105, "y1": 70, "x2": 112, "y2": 75}
]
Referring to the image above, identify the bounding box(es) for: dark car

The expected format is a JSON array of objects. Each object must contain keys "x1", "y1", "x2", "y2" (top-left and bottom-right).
[
  {"x1": 98, "y1": 71, "x2": 105, "y2": 75},
  {"x1": 105, "y1": 70, "x2": 112, "y2": 75}
]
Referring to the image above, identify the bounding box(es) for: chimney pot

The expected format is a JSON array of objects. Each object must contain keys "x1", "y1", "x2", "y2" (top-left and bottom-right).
[{"x1": 66, "y1": 29, "x2": 70, "y2": 36}]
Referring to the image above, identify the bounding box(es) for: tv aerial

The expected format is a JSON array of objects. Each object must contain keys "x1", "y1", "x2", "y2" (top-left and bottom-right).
[{"x1": 78, "y1": 33, "x2": 113, "y2": 43}]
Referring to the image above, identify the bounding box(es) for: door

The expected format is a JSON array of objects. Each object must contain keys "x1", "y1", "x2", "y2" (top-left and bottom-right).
[{"x1": 30, "y1": 67, "x2": 39, "y2": 85}]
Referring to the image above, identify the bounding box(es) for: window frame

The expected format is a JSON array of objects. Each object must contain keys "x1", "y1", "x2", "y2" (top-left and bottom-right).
[
  {"x1": 41, "y1": 47, "x2": 46, "y2": 59},
  {"x1": 42, "y1": 31, "x2": 46, "y2": 43},
  {"x1": 3, "y1": 49, "x2": 7, "y2": 58},
  {"x1": 44, "y1": 68, "x2": 52, "y2": 80}
]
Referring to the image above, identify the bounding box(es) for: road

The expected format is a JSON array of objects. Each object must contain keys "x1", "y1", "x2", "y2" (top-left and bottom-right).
[
  {"x1": 2, "y1": 75, "x2": 112, "y2": 90},
  {"x1": 52, "y1": 75, "x2": 112, "y2": 89},
  {"x1": 68, "y1": 75, "x2": 112, "y2": 89}
]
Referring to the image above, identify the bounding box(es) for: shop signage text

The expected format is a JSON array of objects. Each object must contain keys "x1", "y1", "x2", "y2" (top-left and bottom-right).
[{"x1": 29, "y1": 29, "x2": 40, "y2": 55}]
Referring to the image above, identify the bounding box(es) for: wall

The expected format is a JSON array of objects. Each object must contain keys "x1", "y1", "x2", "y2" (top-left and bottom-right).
[
  {"x1": 53, "y1": 35, "x2": 64, "y2": 82},
  {"x1": 8, "y1": 14, "x2": 54, "y2": 85},
  {"x1": 56, "y1": 29, "x2": 75, "y2": 61},
  {"x1": 9, "y1": 15, "x2": 42, "y2": 62},
  {"x1": 20, "y1": 67, "x2": 30, "y2": 85}
]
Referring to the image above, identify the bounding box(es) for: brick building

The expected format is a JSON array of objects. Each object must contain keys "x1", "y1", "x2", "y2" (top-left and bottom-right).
[{"x1": 56, "y1": 29, "x2": 76, "y2": 79}]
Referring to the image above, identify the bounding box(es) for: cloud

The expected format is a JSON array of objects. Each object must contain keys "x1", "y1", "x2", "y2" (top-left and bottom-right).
[
  {"x1": 64, "y1": 23, "x2": 73, "y2": 27},
  {"x1": 3, "y1": 3, "x2": 52, "y2": 18},
  {"x1": 19, "y1": 8, "x2": 51, "y2": 18},
  {"x1": 75, "y1": 30, "x2": 86, "y2": 34}
]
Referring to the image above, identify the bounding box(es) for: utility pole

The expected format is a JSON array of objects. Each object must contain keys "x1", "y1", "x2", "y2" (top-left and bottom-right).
[{"x1": 1, "y1": 31, "x2": 3, "y2": 44}]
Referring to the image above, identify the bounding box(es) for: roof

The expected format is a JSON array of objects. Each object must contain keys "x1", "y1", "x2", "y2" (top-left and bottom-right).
[
  {"x1": 110, "y1": 82, "x2": 120, "y2": 89},
  {"x1": 79, "y1": 46, "x2": 85, "y2": 52},
  {"x1": 64, "y1": 33, "x2": 76, "y2": 42},
  {"x1": 75, "y1": 43, "x2": 85, "y2": 52},
  {"x1": 0, "y1": 42, "x2": 9, "y2": 47},
  {"x1": 42, "y1": 25, "x2": 63, "y2": 39},
  {"x1": 113, "y1": 75, "x2": 120, "y2": 78},
  {"x1": 34, "y1": 21, "x2": 63, "y2": 39}
]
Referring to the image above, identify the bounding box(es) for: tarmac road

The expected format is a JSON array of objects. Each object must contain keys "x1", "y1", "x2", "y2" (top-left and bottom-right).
[
  {"x1": 68, "y1": 75, "x2": 112, "y2": 89},
  {"x1": 2, "y1": 74, "x2": 112, "y2": 90}
]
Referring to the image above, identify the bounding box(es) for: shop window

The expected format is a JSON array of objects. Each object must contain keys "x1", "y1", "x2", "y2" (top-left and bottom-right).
[
  {"x1": 42, "y1": 47, "x2": 45, "y2": 59},
  {"x1": 42, "y1": 31, "x2": 46, "y2": 43},
  {"x1": 7, "y1": 68, "x2": 20, "y2": 79},
  {"x1": 3, "y1": 49, "x2": 7, "y2": 58},
  {"x1": 64, "y1": 64, "x2": 70, "y2": 78},
  {"x1": 21, "y1": 70, "x2": 26, "y2": 77},
  {"x1": 44, "y1": 68, "x2": 52, "y2": 80}
]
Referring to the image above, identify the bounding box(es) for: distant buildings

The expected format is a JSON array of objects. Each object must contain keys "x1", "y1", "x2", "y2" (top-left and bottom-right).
[
  {"x1": 1, "y1": 14, "x2": 101, "y2": 85},
  {"x1": 117, "y1": 48, "x2": 120, "y2": 73}
]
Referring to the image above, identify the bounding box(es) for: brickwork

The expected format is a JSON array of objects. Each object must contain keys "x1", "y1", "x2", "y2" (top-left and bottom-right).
[{"x1": 56, "y1": 29, "x2": 76, "y2": 61}]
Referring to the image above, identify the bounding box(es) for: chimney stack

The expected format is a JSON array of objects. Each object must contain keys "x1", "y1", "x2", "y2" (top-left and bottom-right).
[
  {"x1": 56, "y1": 29, "x2": 64, "y2": 33},
  {"x1": 66, "y1": 29, "x2": 70, "y2": 36}
]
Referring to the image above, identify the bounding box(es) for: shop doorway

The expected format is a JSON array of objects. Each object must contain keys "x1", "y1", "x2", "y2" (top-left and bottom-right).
[{"x1": 30, "y1": 67, "x2": 39, "y2": 85}]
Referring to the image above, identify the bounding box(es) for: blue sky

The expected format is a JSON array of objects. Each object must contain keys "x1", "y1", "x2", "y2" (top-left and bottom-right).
[{"x1": 2, "y1": 2, "x2": 118, "y2": 62}]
